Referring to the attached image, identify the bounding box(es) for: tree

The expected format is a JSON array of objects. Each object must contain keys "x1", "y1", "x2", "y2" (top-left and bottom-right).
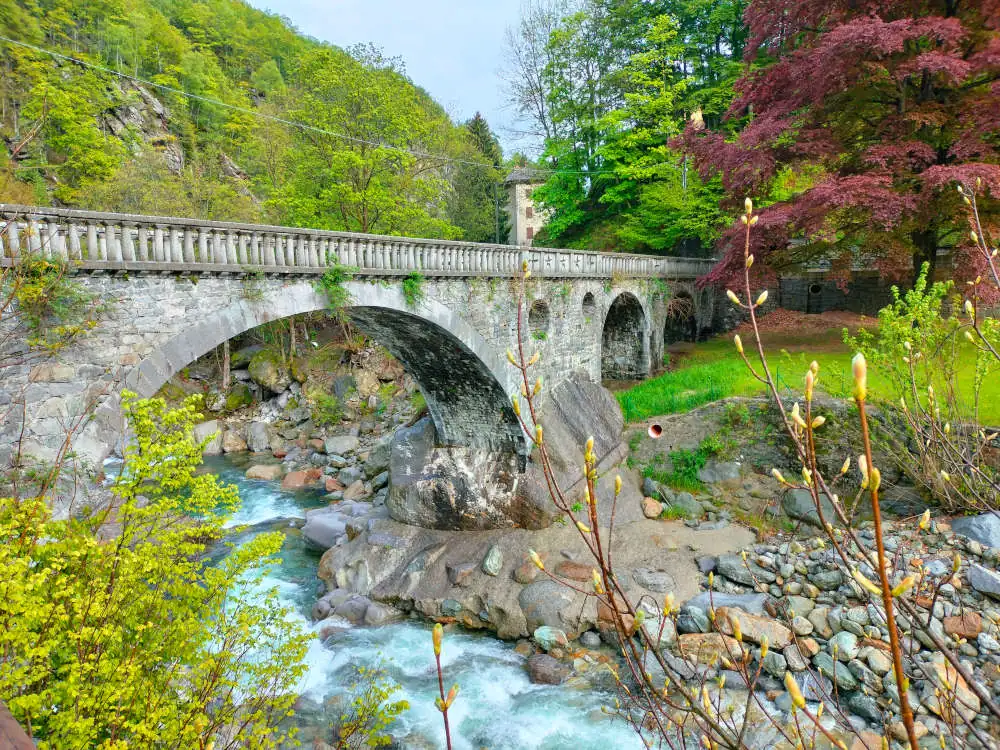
[
  {"x1": 447, "y1": 113, "x2": 508, "y2": 243},
  {"x1": 0, "y1": 392, "x2": 308, "y2": 749},
  {"x1": 680, "y1": 0, "x2": 1000, "y2": 288}
]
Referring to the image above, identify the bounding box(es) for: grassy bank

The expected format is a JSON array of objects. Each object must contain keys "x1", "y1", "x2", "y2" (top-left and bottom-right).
[{"x1": 617, "y1": 321, "x2": 1000, "y2": 424}]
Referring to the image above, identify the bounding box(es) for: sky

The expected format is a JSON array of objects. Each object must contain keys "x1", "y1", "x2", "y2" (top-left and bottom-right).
[{"x1": 248, "y1": 0, "x2": 530, "y2": 154}]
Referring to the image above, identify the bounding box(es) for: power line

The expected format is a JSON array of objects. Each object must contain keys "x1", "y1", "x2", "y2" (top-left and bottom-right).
[{"x1": 0, "y1": 33, "x2": 623, "y2": 177}]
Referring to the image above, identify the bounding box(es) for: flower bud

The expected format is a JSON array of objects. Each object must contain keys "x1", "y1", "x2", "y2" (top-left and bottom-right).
[
  {"x1": 811, "y1": 415, "x2": 826, "y2": 429},
  {"x1": 614, "y1": 475, "x2": 622, "y2": 496},
  {"x1": 891, "y1": 575, "x2": 916, "y2": 597},
  {"x1": 965, "y1": 299, "x2": 974, "y2": 317},
  {"x1": 840, "y1": 456, "x2": 850, "y2": 474},
  {"x1": 784, "y1": 672, "x2": 806, "y2": 709},
  {"x1": 730, "y1": 614, "x2": 743, "y2": 642},
  {"x1": 852, "y1": 568, "x2": 883, "y2": 596},
  {"x1": 507, "y1": 349, "x2": 517, "y2": 366},
  {"x1": 972, "y1": 231, "x2": 979, "y2": 244},
  {"x1": 585, "y1": 436, "x2": 594, "y2": 455},
  {"x1": 726, "y1": 289, "x2": 740, "y2": 306},
  {"x1": 511, "y1": 395, "x2": 521, "y2": 417},
  {"x1": 953, "y1": 552, "x2": 962, "y2": 572},
  {"x1": 870, "y1": 467, "x2": 881, "y2": 492},
  {"x1": 533, "y1": 377, "x2": 542, "y2": 396},
  {"x1": 965, "y1": 330, "x2": 975, "y2": 343},
  {"x1": 771, "y1": 468, "x2": 786, "y2": 484},
  {"x1": 805, "y1": 371, "x2": 815, "y2": 401},
  {"x1": 433, "y1": 623, "x2": 443, "y2": 656},
  {"x1": 529, "y1": 549, "x2": 544, "y2": 570},
  {"x1": 446, "y1": 684, "x2": 459, "y2": 708},
  {"x1": 750, "y1": 215, "x2": 759, "y2": 225},
  {"x1": 663, "y1": 592, "x2": 675, "y2": 614},
  {"x1": 940, "y1": 469, "x2": 950, "y2": 482},
  {"x1": 852, "y1": 353, "x2": 868, "y2": 401},
  {"x1": 576, "y1": 521, "x2": 591, "y2": 533},
  {"x1": 755, "y1": 290, "x2": 768, "y2": 307},
  {"x1": 734, "y1": 334, "x2": 743, "y2": 354},
  {"x1": 746, "y1": 254, "x2": 754, "y2": 269},
  {"x1": 708, "y1": 571, "x2": 714, "y2": 588},
  {"x1": 791, "y1": 402, "x2": 806, "y2": 428},
  {"x1": 919, "y1": 508, "x2": 931, "y2": 530},
  {"x1": 535, "y1": 424, "x2": 543, "y2": 444},
  {"x1": 760, "y1": 635, "x2": 769, "y2": 659},
  {"x1": 745, "y1": 197, "x2": 753, "y2": 215},
  {"x1": 592, "y1": 568, "x2": 603, "y2": 594},
  {"x1": 528, "y1": 351, "x2": 540, "y2": 366}
]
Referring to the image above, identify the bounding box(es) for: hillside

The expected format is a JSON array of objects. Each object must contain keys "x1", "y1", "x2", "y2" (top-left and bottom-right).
[{"x1": 0, "y1": 0, "x2": 503, "y2": 239}]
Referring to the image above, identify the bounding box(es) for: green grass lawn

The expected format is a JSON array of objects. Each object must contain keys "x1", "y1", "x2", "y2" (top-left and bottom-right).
[{"x1": 617, "y1": 324, "x2": 1000, "y2": 424}]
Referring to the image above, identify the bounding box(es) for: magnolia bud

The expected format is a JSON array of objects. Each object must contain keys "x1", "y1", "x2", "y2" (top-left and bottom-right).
[
  {"x1": 576, "y1": 521, "x2": 591, "y2": 533},
  {"x1": 852, "y1": 352, "x2": 868, "y2": 401},
  {"x1": 965, "y1": 299, "x2": 974, "y2": 317},
  {"x1": 745, "y1": 197, "x2": 753, "y2": 215},
  {"x1": 805, "y1": 371, "x2": 815, "y2": 401},
  {"x1": 535, "y1": 425, "x2": 543, "y2": 444},
  {"x1": 919, "y1": 508, "x2": 931, "y2": 530},
  {"x1": 755, "y1": 290, "x2": 768, "y2": 306},
  {"x1": 811, "y1": 415, "x2": 826, "y2": 428},
  {"x1": 841, "y1": 456, "x2": 850, "y2": 474},
  {"x1": 772, "y1": 468, "x2": 786, "y2": 484},
  {"x1": 750, "y1": 215, "x2": 759, "y2": 225},
  {"x1": 529, "y1": 549, "x2": 544, "y2": 570},
  {"x1": 433, "y1": 623, "x2": 443, "y2": 656},
  {"x1": 511, "y1": 395, "x2": 521, "y2": 417},
  {"x1": 784, "y1": 672, "x2": 806, "y2": 709},
  {"x1": 726, "y1": 289, "x2": 740, "y2": 306},
  {"x1": 734, "y1": 334, "x2": 743, "y2": 354},
  {"x1": 614, "y1": 475, "x2": 622, "y2": 496},
  {"x1": 746, "y1": 254, "x2": 754, "y2": 269}
]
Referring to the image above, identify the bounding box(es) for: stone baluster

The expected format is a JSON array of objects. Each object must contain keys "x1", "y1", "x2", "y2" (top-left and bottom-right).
[
  {"x1": 264, "y1": 234, "x2": 276, "y2": 266},
  {"x1": 226, "y1": 231, "x2": 238, "y2": 265},
  {"x1": 151, "y1": 225, "x2": 163, "y2": 262},
  {"x1": 237, "y1": 232, "x2": 248, "y2": 265},
  {"x1": 45, "y1": 221, "x2": 63, "y2": 260},
  {"x1": 166, "y1": 228, "x2": 180, "y2": 263},
  {"x1": 4, "y1": 218, "x2": 19, "y2": 258},
  {"x1": 194, "y1": 227, "x2": 207, "y2": 263},
  {"x1": 211, "y1": 230, "x2": 224, "y2": 265},
  {"x1": 292, "y1": 235, "x2": 303, "y2": 266},
  {"x1": 66, "y1": 223, "x2": 82, "y2": 260},
  {"x1": 287, "y1": 235, "x2": 297, "y2": 265},
  {"x1": 178, "y1": 228, "x2": 192, "y2": 264},
  {"x1": 271, "y1": 235, "x2": 283, "y2": 266},
  {"x1": 27, "y1": 217, "x2": 44, "y2": 256},
  {"x1": 308, "y1": 237, "x2": 318, "y2": 267},
  {"x1": 120, "y1": 223, "x2": 135, "y2": 261},
  {"x1": 279, "y1": 235, "x2": 290, "y2": 265},
  {"x1": 134, "y1": 225, "x2": 147, "y2": 261}
]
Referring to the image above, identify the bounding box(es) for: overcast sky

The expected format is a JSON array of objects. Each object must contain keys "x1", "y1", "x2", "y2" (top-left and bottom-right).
[{"x1": 249, "y1": 0, "x2": 529, "y2": 154}]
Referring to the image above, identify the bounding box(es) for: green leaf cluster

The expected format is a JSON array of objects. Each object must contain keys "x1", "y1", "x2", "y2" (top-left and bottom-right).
[{"x1": 0, "y1": 392, "x2": 309, "y2": 749}]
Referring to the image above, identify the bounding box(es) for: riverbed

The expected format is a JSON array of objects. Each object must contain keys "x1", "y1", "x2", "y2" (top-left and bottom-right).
[{"x1": 204, "y1": 455, "x2": 643, "y2": 749}]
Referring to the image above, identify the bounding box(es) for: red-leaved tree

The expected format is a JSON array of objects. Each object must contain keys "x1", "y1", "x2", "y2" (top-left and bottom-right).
[{"x1": 680, "y1": 0, "x2": 1000, "y2": 288}]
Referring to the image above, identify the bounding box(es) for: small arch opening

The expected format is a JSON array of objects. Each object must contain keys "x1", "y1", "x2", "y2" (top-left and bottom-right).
[
  {"x1": 581, "y1": 292, "x2": 596, "y2": 321},
  {"x1": 528, "y1": 300, "x2": 551, "y2": 341},
  {"x1": 663, "y1": 292, "x2": 697, "y2": 347},
  {"x1": 809, "y1": 283, "x2": 823, "y2": 296},
  {"x1": 601, "y1": 292, "x2": 648, "y2": 380}
]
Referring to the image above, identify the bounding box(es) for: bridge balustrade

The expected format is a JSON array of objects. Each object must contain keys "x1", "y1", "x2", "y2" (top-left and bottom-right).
[{"x1": 0, "y1": 205, "x2": 714, "y2": 279}]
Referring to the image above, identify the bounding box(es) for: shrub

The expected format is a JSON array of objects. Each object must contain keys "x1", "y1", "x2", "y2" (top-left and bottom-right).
[
  {"x1": 401, "y1": 272, "x2": 425, "y2": 307},
  {"x1": 0, "y1": 393, "x2": 309, "y2": 748},
  {"x1": 312, "y1": 392, "x2": 344, "y2": 426}
]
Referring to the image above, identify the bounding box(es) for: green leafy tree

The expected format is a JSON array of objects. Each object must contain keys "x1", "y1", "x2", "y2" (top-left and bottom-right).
[
  {"x1": 448, "y1": 113, "x2": 508, "y2": 243},
  {"x1": 0, "y1": 392, "x2": 309, "y2": 749}
]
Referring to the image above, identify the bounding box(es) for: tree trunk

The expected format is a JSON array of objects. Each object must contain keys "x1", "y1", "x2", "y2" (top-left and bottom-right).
[
  {"x1": 288, "y1": 319, "x2": 296, "y2": 361},
  {"x1": 221, "y1": 340, "x2": 231, "y2": 391},
  {"x1": 911, "y1": 229, "x2": 937, "y2": 286}
]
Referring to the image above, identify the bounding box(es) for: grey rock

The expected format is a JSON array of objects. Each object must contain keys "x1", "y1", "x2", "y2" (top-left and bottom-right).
[
  {"x1": 325, "y1": 435, "x2": 360, "y2": 456},
  {"x1": 845, "y1": 692, "x2": 882, "y2": 722},
  {"x1": 669, "y1": 492, "x2": 703, "y2": 519},
  {"x1": 809, "y1": 569, "x2": 843, "y2": 591},
  {"x1": 363, "y1": 602, "x2": 403, "y2": 626},
  {"x1": 364, "y1": 436, "x2": 392, "y2": 477},
  {"x1": 580, "y1": 631, "x2": 602, "y2": 648},
  {"x1": 685, "y1": 592, "x2": 769, "y2": 615},
  {"x1": 813, "y1": 651, "x2": 858, "y2": 691},
  {"x1": 950, "y1": 512, "x2": 1000, "y2": 550},
  {"x1": 697, "y1": 460, "x2": 741, "y2": 484},
  {"x1": 447, "y1": 562, "x2": 477, "y2": 587},
  {"x1": 372, "y1": 470, "x2": 389, "y2": 490},
  {"x1": 247, "y1": 421, "x2": 270, "y2": 452},
  {"x1": 533, "y1": 625, "x2": 568, "y2": 652},
  {"x1": 633, "y1": 567, "x2": 675, "y2": 593},
  {"x1": 677, "y1": 606, "x2": 710, "y2": 634},
  {"x1": 192, "y1": 420, "x2": 222, "y2": 455},
  {"x1": 782, "y1": 488, "x2": 837, "y2": 528},
  {"x1": 968, "y1": 564, "x2": 1000, "y2": 599},
  {"x1": 828, "y1": 631, "x2": 860, "y2": 661},
  {"x1": 783, "y1": 644, "x2": 808, "y2": 671},
  {"x1": 338, "y1": 465, "x2": 364, "y2": 487},
  {"x1": 301, "y1": 507, "x2": 347, "y2": 552},
  {"x1": 482, "y1": 544, "x2": 503, "y2": 576},
  {"x1": 519, "y1": 580, "x2": 574, "y2": 632},
  {"x1": 761, "y1": 650, "x2": 787, "y2": 678},
  {"x1": 716, "y1": 554, "x2": 775, "y2": 586},
  {"x1": 527, "y1": 654, "x2": 570, "y2": 685}
]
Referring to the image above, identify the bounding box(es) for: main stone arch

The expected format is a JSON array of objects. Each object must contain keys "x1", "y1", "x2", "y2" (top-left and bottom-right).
[
  {"x1": 601, "y1": 291, "x2": 650, "y2": 380},
  {"x1": 97, "y1": 279, "x2": 524, "y2": 463}
]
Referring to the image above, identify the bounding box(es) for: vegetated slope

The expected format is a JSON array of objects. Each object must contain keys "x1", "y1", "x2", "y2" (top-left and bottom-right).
[{"x1": 0, "y1": 0, "x2": 501, "y2": 238}]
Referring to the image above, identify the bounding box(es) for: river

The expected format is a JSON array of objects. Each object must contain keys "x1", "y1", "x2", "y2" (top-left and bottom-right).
[{"x1": 203, "y1": 455, "x2": 644, "y2": 749}]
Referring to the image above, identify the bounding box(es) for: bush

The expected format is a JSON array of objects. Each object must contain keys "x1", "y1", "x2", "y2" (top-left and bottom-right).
[
  {"x1": 0, "y1": 393, "x2": 309, "y2": 748},
  {"x1": 401, "y1": 272, "x2": 425, "y2": 307},
  {"x1": 312, "y1": 392, "x2": 344, "y2": 426}
]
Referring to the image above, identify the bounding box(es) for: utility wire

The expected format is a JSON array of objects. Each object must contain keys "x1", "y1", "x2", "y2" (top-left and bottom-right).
[{"x1": 0, "y1": 32, "x2": 624, "y2": 177}]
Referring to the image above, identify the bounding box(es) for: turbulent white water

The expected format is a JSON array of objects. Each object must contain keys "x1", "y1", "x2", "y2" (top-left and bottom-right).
[{"x1": 205, "y1": 456, "x2": 643, "y2": 749}]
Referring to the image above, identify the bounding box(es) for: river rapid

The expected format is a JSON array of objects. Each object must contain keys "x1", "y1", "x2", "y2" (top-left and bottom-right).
[{"x1": 204, "y1": 455, "x2": 643, "y2": 749}]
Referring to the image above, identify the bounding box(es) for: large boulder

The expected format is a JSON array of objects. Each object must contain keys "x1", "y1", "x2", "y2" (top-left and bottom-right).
[
  {"x1": 518, "y1": 579, "x2": 576, "y2": 633},
  {"x1": 386, "y1": 372, "x2": 632, "y2": 531},
  {"x1": 951, "y1": 512, "x2": 1000, "y2": 550},
  {"x1": 247, "y1": 421, "x2": 270, "y2": 452},
  {"x1": 302, "y1": 507, "x2": 348, "y2": 552},
  {"x1": 248, "y1": 350, "x2": 291, "y2": 394}
]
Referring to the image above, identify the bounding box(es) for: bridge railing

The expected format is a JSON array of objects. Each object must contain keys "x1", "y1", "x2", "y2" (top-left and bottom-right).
[{"x1": 0, "y1": 205, "x2": 714, "y2": 279}]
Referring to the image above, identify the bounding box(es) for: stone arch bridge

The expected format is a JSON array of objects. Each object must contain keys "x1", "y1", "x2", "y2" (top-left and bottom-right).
[{"x1": 0, "y1": 205, "x2": 717, "y2": 503}]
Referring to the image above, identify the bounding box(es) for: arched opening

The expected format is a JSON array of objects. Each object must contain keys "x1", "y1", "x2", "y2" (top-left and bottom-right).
[
  {"x1": 528, "y1": 300, "x2": 550, "y2": 341},
  {"x1": 120, "y1": 280, "x2": 525, "y2": 459},
  {"x1": 601, "y1": 292, "x2": 648, "y2": 380},
  {"x1": 581, "y1": 292, "x2": 596, "y2": 322},
  {"x1": 663, "y1": 291, "x2": 697, "y2": 347}
]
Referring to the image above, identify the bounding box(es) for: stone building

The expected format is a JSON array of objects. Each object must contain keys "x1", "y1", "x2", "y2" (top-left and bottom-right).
[{"x1": 505, "y1": 168, "x2": 549, "y2": 247}]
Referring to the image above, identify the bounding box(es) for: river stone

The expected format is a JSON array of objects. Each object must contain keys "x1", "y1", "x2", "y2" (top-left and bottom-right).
[
  {"x1": 246, "y1": 463, "x2": 283, "y2": 481},
  {"x1": 325, "y1": 435, "x2": 360, "y2": 456},
  {"x1": 222, "y1": 430, "x2": 247, "y2": 453},
  {"x1": 716, "y1": 553, "x2": 775, "y2": 586},
  {"x1": 677, "y1": 606, "x2": 710, "y2": 634},
  {"x1": 760, "y1": 650, "x2": 787, "y2": 678},
  {"x1": 333, "y1": 594, "x2": 371, "y2": 624},
  {"x1": 338, "y1": 466, "x2": 364, "y2": 486},
  {"x1": 716, "y1": 607, "x2": 792, "y2": 649},
  {"x1": 782, "y1": 488, "x2": 837, "y2": 528},
  {"x1": 828, "y1": 631, "x2": 860, "y2": 661},
  {"x1": 845, "y1": 692, "x2": 882, "y2": 722},
  {"x1": 247, "y1": 421, "x2": 270, "y2": 452},
  {"x1": 783, "y1": 644, "x2": 808, "y2": 671},
  {"x1": 809, "y1": 569, "x2": 843, "y2": 591},
  {"x1": 363, "y1": 602, "x2": 403, "y2": 626},
  {"x1": 364, "y1": 436, "x2": 392, "y2": 477},
  {"x1": 527, "y1": 654, "x2": 570, "y2": 685},
  {"x1": 482, "y1": 544, "x2": 503, "y2": 576},
  {"x1": 533, "y1": 625, "x2": 569, "y2": 652},
  {"x1": 951, "y1": 512, "x2": 1000, "y2": 550},
  {"x1": 968, "y1": 563, "x2": 1000, "y2": 598},
  {"x1": 580, "y1": 631, "x2": 601, "y2": 648},
  {"x1": 302, "y1": 507, "x2": 347, "y2": 552},
  {"x1": 447, "y1": 562, "x2": 477, "y2": 587},
  {"x1": 193, "y1": 420, "x2": 222, "y2": 455},
  {"x1": 685, "y1": 592, "x2": 768, "y2": 615},
  {"x1": 519, "y1": 580, "x2": 574, "y2": 633},
  {"x1": 633, "y1": 567, "x2": 675, "y2": 593},
  {"x1": 813, "y1": 651, "x2": 858, "y2": 691}
]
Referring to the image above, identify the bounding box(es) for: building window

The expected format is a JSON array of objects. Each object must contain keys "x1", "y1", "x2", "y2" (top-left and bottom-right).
[
  {"x1": 526, "y1": 206, "x2": 534, "y2": 219},
  {"x1": 526, "y1": 227, "x2": 534, "y2": 241}
]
